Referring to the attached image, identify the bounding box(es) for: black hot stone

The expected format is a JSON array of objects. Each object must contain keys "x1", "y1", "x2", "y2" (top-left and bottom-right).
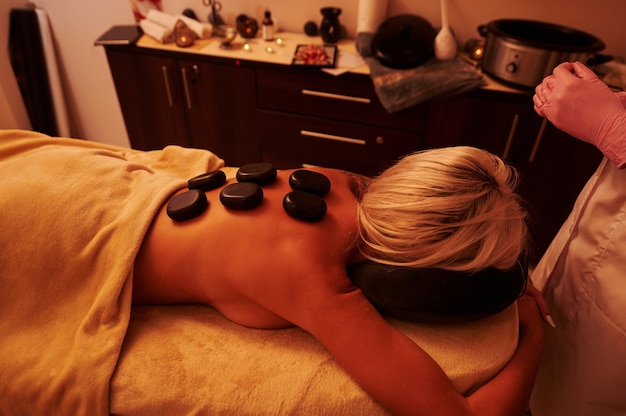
[
  {"x1": 220, "y1": 182, "x2": 264, "y2": 210},
  {"x1": 283, "y1": 190, "x2": 327, "y2": 222},
  {"x1": 187, "y1": 170, "x2": 227, "y2": 191},
  {"x1": 288, "y1": 169, "x2": 331, "y2": 196},
  {"x1": 236, "y1": 163, "x2": 277, "y2": 186},
  {"x1": 166, "y1": 189, "x2": 208, "y2": 221}
]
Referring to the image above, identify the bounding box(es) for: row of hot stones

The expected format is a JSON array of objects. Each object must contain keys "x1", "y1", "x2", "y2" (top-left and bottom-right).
[{"x1": 166, "y1": 163, "x2": 331, "y2": 222}]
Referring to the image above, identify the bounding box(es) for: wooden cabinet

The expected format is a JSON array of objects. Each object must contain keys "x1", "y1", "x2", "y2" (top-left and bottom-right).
[
  {"x1": 257, "y1": 109, "x2": 421, "y2": 176},
  {"x1": 255, "y1": 66, "x2": 425, "y2": 176},
  {"x1": 105, "y1": 48, "x2": 259, "y2": 165},
  {"x1": 515, "y1": 117, "x2": 602, "y2": 263},
  {"x1": 421, "y1": 89, "x2": 602, "y2": 264},
  {"x1": 106, "y1": 50, "x2": 190, "y2": 149},
  {"x1": 421, "y1": 91, "x2": 534, "y2": 160}
]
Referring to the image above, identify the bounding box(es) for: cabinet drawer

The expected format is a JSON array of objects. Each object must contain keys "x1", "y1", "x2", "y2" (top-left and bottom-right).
[
  {"x1": 256, "y1": 67, "x2": 425, "y2": 132},
  {"x1": 257, "y1": 109, "x2": 420, "y2": 176}
]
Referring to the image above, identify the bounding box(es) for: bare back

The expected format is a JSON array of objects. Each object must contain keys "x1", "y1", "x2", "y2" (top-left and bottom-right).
[{"x1": 133, "y1": 167, "x2": 365, "y2": 328}]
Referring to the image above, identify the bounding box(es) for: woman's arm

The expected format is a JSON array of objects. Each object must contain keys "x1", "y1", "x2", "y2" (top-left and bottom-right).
[
  {"x1": 298, "y1": 285, "x2": 545, "y2": 416},
  {"x1": 245, "y1": 252, "x2": 546, "y2": 416},
  {"x1": 466, "y1": 294, "x2": 546, "y2": 415}
]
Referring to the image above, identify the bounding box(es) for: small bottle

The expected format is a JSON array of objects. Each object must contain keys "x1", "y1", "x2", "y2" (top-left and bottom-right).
[{"x1": 262, "y1": 10, "x2": 274, "y2": 41}]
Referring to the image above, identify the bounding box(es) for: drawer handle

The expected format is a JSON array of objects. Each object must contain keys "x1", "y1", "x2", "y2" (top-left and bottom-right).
[
  {"x1": 501, "y1": 113, "x2": 519, "y2": 160},
  {"x1": 161, "y1": 65, "x2": 174, "y2": 107},
  {"x1": 300, "y1": 130, "x2": 367, "y2": 145},
  {"x1": 181, "y1": 67, "x2": 192, "y2": 110},
  {"x1": 529, "y1": 118, "x2": 548, "y2": 163},
  {"x1": 301, "y1": 89, "x2": 371, "y2": 104}
]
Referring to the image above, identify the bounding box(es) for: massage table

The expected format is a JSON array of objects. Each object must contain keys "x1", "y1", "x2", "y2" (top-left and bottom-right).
[{"x1": 0, "y1": 130, "x2": 518, "y2": 415}]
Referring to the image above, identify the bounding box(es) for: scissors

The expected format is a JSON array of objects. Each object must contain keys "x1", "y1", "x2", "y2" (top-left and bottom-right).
[
  {"x1": 203, "y1": 0, "x2": 224, "y2": 25},
  {"x1": 202, "y1": 0, "x2": 222, "y2": 11}
]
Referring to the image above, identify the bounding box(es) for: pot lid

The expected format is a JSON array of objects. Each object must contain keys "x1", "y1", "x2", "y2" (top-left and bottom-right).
[
  {"x1": 484, "y1": 19, "x2": 605, "y2": 53},
  {"x1": 372, "y1": 14, "x2": 436, "y2": 69}
]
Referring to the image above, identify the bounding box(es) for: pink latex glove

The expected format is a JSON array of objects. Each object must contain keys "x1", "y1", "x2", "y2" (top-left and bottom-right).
[{"x1": 533, "y1": 61, "x2": 626, "y2": 168}]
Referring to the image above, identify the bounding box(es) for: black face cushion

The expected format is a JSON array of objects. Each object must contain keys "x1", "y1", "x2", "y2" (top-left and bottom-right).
[{"x1": 347, "y1": 260, "x2": 527, "y2": 324}]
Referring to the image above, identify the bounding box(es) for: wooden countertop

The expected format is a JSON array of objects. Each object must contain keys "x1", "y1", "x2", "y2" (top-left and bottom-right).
[{"x1": 135, "y1": 31, "x2": 526, "y2": 95}]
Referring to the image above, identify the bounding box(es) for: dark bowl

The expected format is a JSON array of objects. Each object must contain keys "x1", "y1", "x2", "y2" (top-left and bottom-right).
[{"x1": 372, "y1": 14, "x2": 436, "y2": 69}]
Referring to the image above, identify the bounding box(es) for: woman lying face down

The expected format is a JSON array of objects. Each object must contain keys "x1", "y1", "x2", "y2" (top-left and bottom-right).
[{"x1": 133, "y1": 146, "x2": 545, "y2": 416}]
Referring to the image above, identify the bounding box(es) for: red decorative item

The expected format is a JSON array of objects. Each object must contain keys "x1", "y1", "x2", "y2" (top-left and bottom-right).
[{"x1": 130, "y1": 0, "x2": 162, "y2": 22}]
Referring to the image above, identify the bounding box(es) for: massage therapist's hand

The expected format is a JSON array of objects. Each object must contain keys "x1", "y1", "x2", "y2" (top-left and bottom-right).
[{"x1": 533, "y1": 62, "x2": 626, "y2": 157}]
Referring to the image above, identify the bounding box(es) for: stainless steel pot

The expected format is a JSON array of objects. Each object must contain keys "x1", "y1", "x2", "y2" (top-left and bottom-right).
[{"x1": 478, "y1": 19, "x2": 605, "y2": 89}]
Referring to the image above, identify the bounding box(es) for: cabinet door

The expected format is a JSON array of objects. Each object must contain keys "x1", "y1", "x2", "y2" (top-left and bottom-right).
[
  {"x1": 422, "y1": 93, "x2": 533, "y2": 162},
  {"x1": 180, "y1": 59, "x2": 259, "y2": 166},
  {"x1": 515, "y1": 117, "x2": 603, "y2": 264},
  {"x1": 105, "y1": 49, "x2": 190, "y2": 150},
  {"x1": 419, "y1": 92, "x2": 603, "y2": 266}
]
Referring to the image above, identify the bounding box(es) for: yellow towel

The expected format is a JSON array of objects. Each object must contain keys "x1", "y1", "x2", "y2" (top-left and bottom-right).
[{"x1": 0, "y1": 130, "x2": 223, "y2": 414}]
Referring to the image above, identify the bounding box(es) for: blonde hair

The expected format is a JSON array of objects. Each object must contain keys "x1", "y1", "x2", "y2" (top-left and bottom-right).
[{"x1": 357, "y1": 146, "x2": 527, "y2": 272}]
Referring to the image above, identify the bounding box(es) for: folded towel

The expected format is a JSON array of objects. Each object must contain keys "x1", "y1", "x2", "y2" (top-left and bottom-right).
[
  {"x1": 145, "y1": 8, "x2": 178, "y2": 31},
  {"x1": 357, "y1": 32, "x2": 485, "y2": 113},
  {"x1": 139, "y1": 18, "x2": 174, "y2": 43},
  {"x1": 0, "y1": 130, "x2": 223, "y2": 414},
  {"x1": 145, "y1": 9, "x2": 209, "y2": 40}
]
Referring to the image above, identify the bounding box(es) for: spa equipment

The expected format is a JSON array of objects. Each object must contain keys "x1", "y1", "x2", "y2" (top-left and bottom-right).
[{"x1": 478, "y1": 19, "x2": 605, "y2": 88}]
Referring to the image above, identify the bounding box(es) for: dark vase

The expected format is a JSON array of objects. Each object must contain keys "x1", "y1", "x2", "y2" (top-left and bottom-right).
[{"x1": 319, "y1": 7, "x2": 342, "y2": 43}]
